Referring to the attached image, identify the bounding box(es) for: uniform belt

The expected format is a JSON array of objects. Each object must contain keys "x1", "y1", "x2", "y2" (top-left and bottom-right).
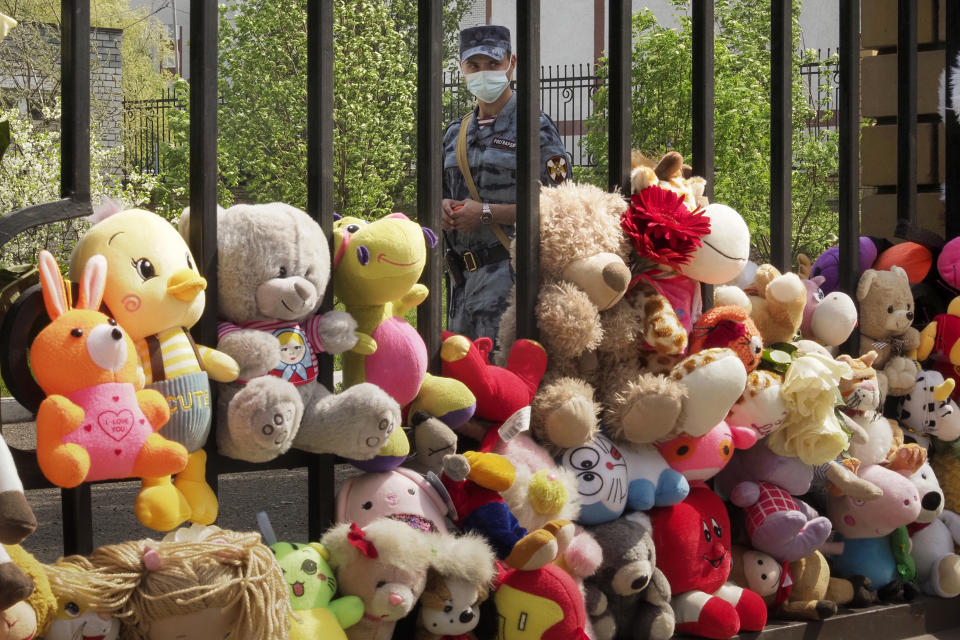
[{"x1": 455, "y1": 244, "x2": 511, "y2": 272}]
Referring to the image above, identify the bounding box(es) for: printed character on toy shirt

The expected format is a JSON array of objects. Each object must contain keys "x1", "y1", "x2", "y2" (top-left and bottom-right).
[{"x1": 218, "y1": 320, "x2": 321, "y2": 385}]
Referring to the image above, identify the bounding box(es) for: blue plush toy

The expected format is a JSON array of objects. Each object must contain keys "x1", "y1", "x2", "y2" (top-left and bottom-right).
[{"x1": 560, "y1": 432, "x2": 689, "y2": 525}]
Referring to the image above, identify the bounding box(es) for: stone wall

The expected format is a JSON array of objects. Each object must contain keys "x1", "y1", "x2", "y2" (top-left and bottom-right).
[{"x1": 90, "y1": 26, "x2": 124, "y2": 164}]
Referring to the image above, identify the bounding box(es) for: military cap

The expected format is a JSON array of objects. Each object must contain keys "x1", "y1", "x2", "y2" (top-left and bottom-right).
[{"x1": 459, "y1": 25, "x2": 511, "y2": 62}]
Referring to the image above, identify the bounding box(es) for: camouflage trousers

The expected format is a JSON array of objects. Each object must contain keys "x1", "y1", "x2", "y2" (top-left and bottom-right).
[{"x1": 447, "y1": 258, "x2": 514, "y2": 344}]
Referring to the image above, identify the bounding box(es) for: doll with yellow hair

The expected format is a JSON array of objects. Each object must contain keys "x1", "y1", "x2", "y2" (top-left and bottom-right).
[{"x1": 62, "y1": 529, "x2": 290, "y2": 640}]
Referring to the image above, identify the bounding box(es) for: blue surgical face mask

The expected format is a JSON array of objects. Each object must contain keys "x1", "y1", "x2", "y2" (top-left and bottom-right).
[{"x1": 465, "y1": 69, "x2": 510, "y2": 103}]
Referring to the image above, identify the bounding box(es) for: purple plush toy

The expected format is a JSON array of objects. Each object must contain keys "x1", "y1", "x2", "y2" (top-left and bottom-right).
[
  {"x1": 811, "y1": 237, "x2": 879, "y2": 295},
  {"x1": 714, "y1": 440, "x2": 832, "y2": 563}
]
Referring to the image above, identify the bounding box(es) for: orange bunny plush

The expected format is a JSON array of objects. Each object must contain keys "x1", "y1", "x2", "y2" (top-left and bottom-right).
[{"x1": 30, "y1": 250, "x2": 187, "y2": 493}]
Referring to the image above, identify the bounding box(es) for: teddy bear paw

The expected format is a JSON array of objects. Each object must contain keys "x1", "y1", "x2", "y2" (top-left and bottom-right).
[
  {"x1": 884, "y1": 358, "x2": 920, "y2": 396},
  {"x1": 225, "y1": 376, "x2": 303, "y2": 462},
  {"x1": 937, "y1": 554, "x2": 960, "y2": 597}
]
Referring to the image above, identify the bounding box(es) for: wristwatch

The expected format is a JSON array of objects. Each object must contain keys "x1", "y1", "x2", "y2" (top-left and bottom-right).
[{"x1": 480, "y1": 202, "x2": 493, "y2": 225}]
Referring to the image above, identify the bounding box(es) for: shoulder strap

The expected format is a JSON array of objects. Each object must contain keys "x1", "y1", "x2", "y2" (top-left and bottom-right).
[{"x1": 456, "y1": 112, "x2": 512, "y2": 251}]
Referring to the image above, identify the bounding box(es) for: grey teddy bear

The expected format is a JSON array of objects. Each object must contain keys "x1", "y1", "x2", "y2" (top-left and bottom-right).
[
  {"x1": 180, "y1": 202, "x2": 401, "y2": 463},
  {"x1": 585, "y1": 512, "x2": 675, "y2": 640}
]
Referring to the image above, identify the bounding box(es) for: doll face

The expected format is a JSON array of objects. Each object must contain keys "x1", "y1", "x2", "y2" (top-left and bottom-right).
[
  {"x1": 46, "y1": 607, "x2": 120, "y2": 640},
  {"x1": 560, "y1": 434, "x2": 628, "y2": 524},
  {"x1": 147, "y1": 606, "x2": 235, "y2": 640},
  {"x1": 0, "y1": 601, "x2": 36, "y2": 640}
]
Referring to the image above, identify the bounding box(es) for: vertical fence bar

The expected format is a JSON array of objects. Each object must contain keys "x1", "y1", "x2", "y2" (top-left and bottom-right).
[
  {"x1": 189, "y1": 0, "x2": 219, "y2": 498},
  {"x1": 417, "y1": 0, "x2": 442, "y2": 372},
  {"x1": 896, "y1": 0, "x2": 918, "y2": 235},
  {"x1": 692, "y1": 0, "x2": 714, "y2": 200},
  {"x1": 945, "y1": 2, "x2": 959, "y2": 239},
  {"x1": 60, "y1": 0, "x2": 93, "y2": 556},
  {"x1": 838, "y1": 0, "x2": 860, "y2": 348},
  {"x1": 770, "y1": 0, "x2": 792, "y2": 272},
  {"x1": 608, "y1": 0, "x2": 631, "y2": 195},
  {"x1": 516, "y1": 1, "x2": 540, "y2": 340},
  {"x1": 305, "y1": 0, "x2": 336, "y2": 539},
  {"x1": 692, "y1": 0, "x2": 715, "y2": 310}
]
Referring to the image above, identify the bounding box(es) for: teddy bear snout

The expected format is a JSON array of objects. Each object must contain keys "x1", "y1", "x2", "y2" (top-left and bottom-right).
[
  {"x1": 922, "y1": 490, "x2": 942, "y2": 511},
  {"x1": 388, "y1": 592, "x2": 405, "y2": 606},
  {"x1": 256, "y1": 276, "x2": 318, "y2": 319},
  {"x1": 561, "y1": 252, "x2": 631, "y2": 311},
  {"x1": 459, "y1": 610, "x2": 475, "y2": 623},
  {"x1": 612, "y1": 562, "x2": 651, "y2": 595}
]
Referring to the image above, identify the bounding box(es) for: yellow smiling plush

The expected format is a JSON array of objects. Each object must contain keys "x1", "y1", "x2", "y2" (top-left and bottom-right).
[
  {"x1": 71, "y1": 208, "x2": 239, "y2": 531},
  {"x1": 333, "y1": 213, "x2": 476, "y2": 470}
]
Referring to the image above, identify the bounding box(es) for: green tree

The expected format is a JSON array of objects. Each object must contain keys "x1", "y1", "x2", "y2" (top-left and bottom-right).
[
  {"x1": 578, "y1": 0, "x2": 839, "y2": 264},
  {"x1": 153, "y1": 0, "x2": 469, "y2": 220}
]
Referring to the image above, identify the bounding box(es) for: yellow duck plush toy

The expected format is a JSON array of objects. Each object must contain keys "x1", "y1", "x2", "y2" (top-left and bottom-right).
[{"x1": 71, "y1": 207, "x2": 239, "y2": 531}]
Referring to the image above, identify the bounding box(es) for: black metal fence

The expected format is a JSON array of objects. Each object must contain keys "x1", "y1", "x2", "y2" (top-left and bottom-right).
[
  {"x1": 121, "y1": 54, "x2": 841, "y2": 177},
  {"x1": 121, "y1": 87, "x2": 183, "y2": 175},
  {"x1": 0, "y1": 0, "x2": 957, "y2": 568}
]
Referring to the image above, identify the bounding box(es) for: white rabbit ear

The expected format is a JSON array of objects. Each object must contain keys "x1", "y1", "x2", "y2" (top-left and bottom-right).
[
  {"x1": 77, "y1": 255, "x2": 107, "y2": 311},
  {"x1": 38, "y1": 250, "x2": 68, "y2": 320}
]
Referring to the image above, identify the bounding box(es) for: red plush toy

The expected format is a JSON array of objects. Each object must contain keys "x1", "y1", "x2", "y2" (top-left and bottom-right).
[
  {"x1": 441, "y1": 332, "x2": 547, "y2": 424},
  {"x1": 650, "y1": 487, "x2": 768, "y2": 639},
  {"x1": 689, "y1": 305, "x2": 763, "y2": 372},
  {"x1": 493, "y1": 524, "x2": 590, "y2": 640}
]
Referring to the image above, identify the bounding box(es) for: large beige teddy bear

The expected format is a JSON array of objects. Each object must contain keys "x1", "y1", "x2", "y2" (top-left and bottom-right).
[
  {"x1": 497, "y1": 181, "x2": 634, "y2": 450},
  {"x1": 857, "y1": 266, "x2": 921, "y2": 398}
]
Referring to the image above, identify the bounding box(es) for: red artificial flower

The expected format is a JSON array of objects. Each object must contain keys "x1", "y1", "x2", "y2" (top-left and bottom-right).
[{"x1": 621, "y1": 185, "x2": 711, "y2": 269}]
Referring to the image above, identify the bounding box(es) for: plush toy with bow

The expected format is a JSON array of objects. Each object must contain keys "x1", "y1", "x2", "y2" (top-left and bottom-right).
[
  {"x1": 857, "y1": 266, "x2": 921, "y2": 398},
  {"x1": 30, "y1": 251, "x2": 188, "y2": 526},
  {"x1": 322, "y1": 519, "x2": 437, "y2": 640},
  {"x1": 72, "y1": 207, "x2": 239, "y2": 530},
  {"x1": 334, "y1": 213, "x2": 475, "y2": 470},
  {"x1": 904, "y1": 462, "x2": 960, "y2": 598}
]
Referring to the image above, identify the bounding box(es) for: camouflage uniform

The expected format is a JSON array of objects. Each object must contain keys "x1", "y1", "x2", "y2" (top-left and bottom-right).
[{"x1": 443, "y1": 92, "x2": 571, "y2": 341}]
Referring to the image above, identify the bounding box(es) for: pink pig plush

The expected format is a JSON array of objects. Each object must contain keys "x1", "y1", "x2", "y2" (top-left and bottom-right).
[{"x1": 336, "y1": 468, "x2": 451, "y2": 534}]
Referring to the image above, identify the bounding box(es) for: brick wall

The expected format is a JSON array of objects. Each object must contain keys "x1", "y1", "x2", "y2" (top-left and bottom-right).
[{"x1": 91, "y1": 27, "x2": 123, "y2": 174}]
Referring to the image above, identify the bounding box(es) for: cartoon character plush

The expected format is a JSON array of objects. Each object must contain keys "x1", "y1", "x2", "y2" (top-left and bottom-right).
[
  {"x1": 895, "y1": 370, "x2": 960, "y2": 449},
  {"x1": 492, "y1": 523, "x2": 592, "y2": 640},
  {"x1": 650, "y1": 487, "x2": 767, "y2": 640},
  {"x1": 0, "y1": 435, "x2": 36, "y2": 611},
  {"x1": 857, "y1": 266, "x2": 922, "y2": 398},
  {"x1": 904, "y1": 462, "x2": 960, "y2": 598},
  {"x1": 624, "y1": 154, "x2": 750, "y2": 354},
  {"x1": 798, "y1": 274, "x2": 858, "y2": 347},
  {"x1": 336, "y1": 467, "x2": 452, "y2": 534},
  {"x1": 714, "y1": 440, "x2": 832, "y2": 563},
  {"x1": 270, "y1": 541, "x2": 364, "y2": 640},
  {"x1": 496, "y1": 181, "x2": 634, "y2": 451},
  {"x1": 415, "y1": 532, "x2": 497, "y2": 640},
  {"x1": 726, "y1": 370, "x2": 788, "y2": 440},
  {"x1": 657, "y1": 420, "x2": 758, "y2": 486},
  {"x1": 41, "y1": 556, "x2": 120, "y2": 640},
  {"x1": 181, "y1": 203, "x2": 402, "y2": 466},
  {"x1": 71, "y1": 207, "x2": 239, "y2": 530},
  {"x1": 440, "y1": 451, "x2": 573, "y2": 571},
  {"x1": 560, "y1": 433, "x2": 689, "y2": 525},
  {"x1": 823, "y1": 462, "x2": 923, "y2": 600},
  {"x1": 440, "y1": 332, "x2": 547, "y2": 428},
  {"x1": 1, "y1": 545, "x2": 56, "y2": 640},
  {"x1": 322, "y1": 518, "x2": 437, "y2": 640},
  {"x1": 689, "y1": 306, "x2": 763, "y2": 372},
  {"x1": 918, "y1": 296, "x2": 960, "y2": 401},
  {"x1": 30, "y1": 252, "x2": 188, "y2": 525},
  {"x1": 584, "y1": 512, "x2": 675, "y2": 640},
  {"x1": 333, "y1": 212, "x2": 475, "y2": 469}
]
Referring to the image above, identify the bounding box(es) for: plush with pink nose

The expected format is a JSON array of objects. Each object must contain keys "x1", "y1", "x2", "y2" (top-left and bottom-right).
[
  {"x1": 824, "y1": 463, "x2": 922, "y2": 598},
  {"x1": 322, "y1": 518, "x2": 436, "y2": 640}
]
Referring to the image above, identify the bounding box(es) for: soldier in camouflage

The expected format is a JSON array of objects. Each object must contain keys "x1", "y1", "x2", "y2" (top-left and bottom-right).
[{"x1": 442, "y1": 24, "x2": 571, "y2": 343}]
